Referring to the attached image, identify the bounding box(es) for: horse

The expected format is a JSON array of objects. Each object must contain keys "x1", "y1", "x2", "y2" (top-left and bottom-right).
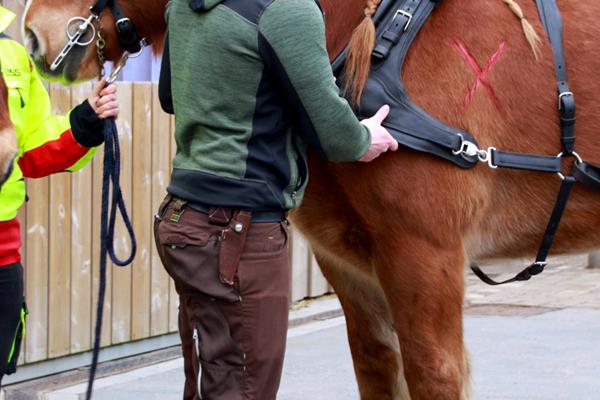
[
  {"x1": 0, "y1": 70, "x2": 16, "y2": 189},
  {"x1": 23, "y1": 0, "x2": 600, "y2": 398}
]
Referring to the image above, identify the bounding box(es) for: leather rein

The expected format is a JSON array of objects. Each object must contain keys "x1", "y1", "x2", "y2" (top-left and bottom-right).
[
  {"x1": 333, "y1": 0, "x2": 600, "y2": 285},
  {"x1": 50, "y1": 0, "x2": 148, "y2": 83}
]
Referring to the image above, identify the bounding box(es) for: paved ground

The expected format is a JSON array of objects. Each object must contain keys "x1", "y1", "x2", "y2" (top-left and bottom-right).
[{"x1": 8, "y1": 254, "x2": 600, "y2": 399}]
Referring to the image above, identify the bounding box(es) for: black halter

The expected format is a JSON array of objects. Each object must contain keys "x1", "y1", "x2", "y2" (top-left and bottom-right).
[
  {"x1": 90, "y1": 0, "x2": 145, "y2": 55},
  {"x1": 333, "y1": 0, "x2": 600, "y2": 285}
]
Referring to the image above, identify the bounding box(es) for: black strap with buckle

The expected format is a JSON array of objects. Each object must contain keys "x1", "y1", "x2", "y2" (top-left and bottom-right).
[{"x1": 90, "y1": 0, "x2": 145, "y2": 54}]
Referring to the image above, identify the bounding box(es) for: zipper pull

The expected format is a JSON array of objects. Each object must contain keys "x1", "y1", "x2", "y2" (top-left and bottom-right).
[
  {"x1": 16, "y1": 88, "x2": 25, "y2": 108},
  {"x1": 192, "y1": 328, "x2": 200, "y2": 357}
]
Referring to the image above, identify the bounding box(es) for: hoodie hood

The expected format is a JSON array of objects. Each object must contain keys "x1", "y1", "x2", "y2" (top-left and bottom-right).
[{"x1": 189, "y1": 0, "x2": 224, "y2": 12}]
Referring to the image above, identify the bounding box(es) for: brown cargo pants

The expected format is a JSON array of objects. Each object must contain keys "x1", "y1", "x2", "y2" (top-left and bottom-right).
[{"x1": 154, "y1": 195, "x2": 291, "y2": 400}]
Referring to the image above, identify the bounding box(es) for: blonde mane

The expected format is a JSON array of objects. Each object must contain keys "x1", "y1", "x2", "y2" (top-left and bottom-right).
[{"x1": 344, "y1": 0, "x2": 542, "y2": 106}]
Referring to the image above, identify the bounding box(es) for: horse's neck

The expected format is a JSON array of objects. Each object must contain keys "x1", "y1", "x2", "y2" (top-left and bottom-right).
[
  {"x1": 122, "y1": 0, "x2": 169, "y2": 52},
  {"x1": 321, "y1": 0, "x2": 366, "y2": 59}
]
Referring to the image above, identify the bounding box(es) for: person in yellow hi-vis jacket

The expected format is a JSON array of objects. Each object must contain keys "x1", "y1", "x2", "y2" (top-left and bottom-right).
[{"x1": 0, "y1": 6, "x2": 119, "y2": 387}]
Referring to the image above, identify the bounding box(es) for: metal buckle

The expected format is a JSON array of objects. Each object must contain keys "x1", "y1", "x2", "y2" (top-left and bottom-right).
[
  {"x1": 556, "y1": 151, "x2": 582, "y2": 180},
  {"x1": 393, "y1": 9, "x2": 413, "y2": 31},
  {"x1": 558, "y1": 91, "x2": 573, "y2": 111},
  {"x1": 453, "y1": 134, "x2": 497, "y2": 168},
  {"x1": 478, "y1": 147, "x2": 498, "y2": 169}
]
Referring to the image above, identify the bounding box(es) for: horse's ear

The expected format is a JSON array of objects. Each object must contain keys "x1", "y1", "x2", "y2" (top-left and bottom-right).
[{"x1": 343, "y1": 8, "x2": 378, "y2": 107}]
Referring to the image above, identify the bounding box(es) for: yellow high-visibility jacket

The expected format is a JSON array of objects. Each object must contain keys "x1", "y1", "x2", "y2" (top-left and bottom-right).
[{"x1": 0, "y1": 6, "x2": 104, "y2": 266}]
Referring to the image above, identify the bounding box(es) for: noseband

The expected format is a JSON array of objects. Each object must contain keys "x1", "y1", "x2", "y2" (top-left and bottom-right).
[{"x1": 50, "y1": 0, "x2": 147, "y2": 82}]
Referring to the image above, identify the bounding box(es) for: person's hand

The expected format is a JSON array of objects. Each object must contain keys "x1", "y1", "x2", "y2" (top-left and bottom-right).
[
  {"x1": 359, "y1": 105, "x2": 398, "y2": 162},
  {"x1": 88, "y1": 78, "x2": 119, "y2": 119}
]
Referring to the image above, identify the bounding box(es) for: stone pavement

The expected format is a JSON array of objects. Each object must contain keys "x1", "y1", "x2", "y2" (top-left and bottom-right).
[{"x1": 5, "y1": 254, "x2": 600, "y2": 399}]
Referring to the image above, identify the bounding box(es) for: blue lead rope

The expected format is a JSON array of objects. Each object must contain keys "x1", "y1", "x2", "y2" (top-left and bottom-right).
[{"x1": 85, "y1": 118, "x2": 137, "y2": 400}]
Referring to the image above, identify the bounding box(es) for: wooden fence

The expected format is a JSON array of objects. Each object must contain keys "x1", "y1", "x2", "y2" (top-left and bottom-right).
[{"x1": 15, "y1": 82, "x2": 329, "y2": 368}]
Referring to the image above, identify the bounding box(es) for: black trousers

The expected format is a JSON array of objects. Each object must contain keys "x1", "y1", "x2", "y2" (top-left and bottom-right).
[{"x1": 0, "y1": 263, "x2": 24, "y2": 388}]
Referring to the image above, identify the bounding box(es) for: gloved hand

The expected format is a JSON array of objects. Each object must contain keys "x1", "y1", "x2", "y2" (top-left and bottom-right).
[{"x1": 359, "y1": 105, "x2": 398, "y2": 162}]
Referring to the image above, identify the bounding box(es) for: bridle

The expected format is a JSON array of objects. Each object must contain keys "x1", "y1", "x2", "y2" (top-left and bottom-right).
[{"x1": 50, "y1": 0, "x2": 148, "y2": 83}]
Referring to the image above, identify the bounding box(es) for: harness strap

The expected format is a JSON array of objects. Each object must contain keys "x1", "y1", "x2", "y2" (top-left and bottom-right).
[
  {"x1": 536, "y1": 0, "x2": 576, "y2": 155},
  {"x1": 492, "y1": 150, "x2": 562, "y2": 173},
  {"x1": 471, "y1": 176, "x2": 576, "y2": 285},
  {"x1": 573, "y1": 162, "x2": 600, "y2": 191},
  {"x1": 471, "y1": 0, "x2": 580, "y2": 286},
  {"x1": 373, "y1": 0, "x2": 421, "y2": 60}
]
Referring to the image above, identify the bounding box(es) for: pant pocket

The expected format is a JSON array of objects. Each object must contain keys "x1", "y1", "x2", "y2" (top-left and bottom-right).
[
  {"x1": 5, "y1": 302, "x2": 27, "y2": 375},
  {"x1": 155, "y1": 219, "x2": 240, "y2": 303}
]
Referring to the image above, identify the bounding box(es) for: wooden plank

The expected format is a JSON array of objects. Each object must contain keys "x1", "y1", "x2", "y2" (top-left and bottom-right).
[
  {"x1": 131, "y1": 83, "x2": 153, "y2": 340},
  {"x1": 109, "y1": 82, "x2": 134, "y2": 345},
  {"x1": 290, "y1": 226, "x2": 310, "y2": 302},
  {"x1": 150, "y1": 84, "x2": 171, "y2": 335},
  {"x1": 24, "y1": 178, "x2": 49, "y2": 363},
  {"x1": 47, "y1": 85, "x2": 72, "y2": 358},
  {"x1": 70, "y1": 83, "x2": 93, "y2": 353}
]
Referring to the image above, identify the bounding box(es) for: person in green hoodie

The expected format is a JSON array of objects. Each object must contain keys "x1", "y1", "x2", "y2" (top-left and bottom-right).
[{"x1": 156, "y1": 0, "x2": 397, "y2": 399}]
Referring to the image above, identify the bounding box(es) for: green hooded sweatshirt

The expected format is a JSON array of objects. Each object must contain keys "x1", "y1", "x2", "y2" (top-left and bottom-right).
[{"x1": 162, "y1": 0, "x2": 371, "y2": 211}]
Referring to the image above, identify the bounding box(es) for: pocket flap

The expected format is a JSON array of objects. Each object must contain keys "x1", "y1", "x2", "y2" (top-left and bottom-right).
[{"x1": 158, "y1": 223, "x2": 210, "y2": 247}]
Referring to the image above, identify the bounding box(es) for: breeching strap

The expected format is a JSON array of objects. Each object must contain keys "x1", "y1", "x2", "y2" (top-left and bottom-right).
[{"x1": 85, "y1": 118, "x2": 137, "y2": 400}]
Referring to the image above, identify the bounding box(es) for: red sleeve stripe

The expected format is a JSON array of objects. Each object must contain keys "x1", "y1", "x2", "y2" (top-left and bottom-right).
[{"x1": 18, "y1": 129, "x2": 89, "y2": 178}]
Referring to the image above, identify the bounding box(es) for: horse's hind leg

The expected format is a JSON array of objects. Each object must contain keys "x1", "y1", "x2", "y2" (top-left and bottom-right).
[
  {"x1": 315, "y1": 251, "x2": 410, "y2": 400},
  {"x1": 374, "y1": 236, "x2": 471, "y2": 400}
]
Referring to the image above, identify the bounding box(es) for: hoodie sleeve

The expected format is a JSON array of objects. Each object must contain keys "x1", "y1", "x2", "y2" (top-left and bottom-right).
[{"x1": 258, "y1": 0, "x2": 371, "y2": 162}]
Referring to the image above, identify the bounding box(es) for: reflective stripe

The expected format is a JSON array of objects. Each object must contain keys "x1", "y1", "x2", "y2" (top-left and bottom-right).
[{"x1": 7, "y1": 305, "x2": 27, "y2": 364}]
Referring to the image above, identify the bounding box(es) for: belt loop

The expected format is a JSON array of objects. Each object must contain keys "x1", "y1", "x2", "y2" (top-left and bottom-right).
[{"x1": 169, "y1": 197, "x2": 187, "y2": 223}]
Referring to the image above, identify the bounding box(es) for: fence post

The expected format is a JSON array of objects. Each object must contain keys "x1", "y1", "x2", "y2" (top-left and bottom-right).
[{"x1": 588, "y1": 251, "x2": 600, "y2": 269}]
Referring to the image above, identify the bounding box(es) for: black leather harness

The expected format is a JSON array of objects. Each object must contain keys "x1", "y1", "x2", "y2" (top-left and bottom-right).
[
  {"x1": 332, "y1": 0, "x2": 600, "y2": 285},
  {"x1": 90, "y1": 0, "x2": 145, "y2": 55}
]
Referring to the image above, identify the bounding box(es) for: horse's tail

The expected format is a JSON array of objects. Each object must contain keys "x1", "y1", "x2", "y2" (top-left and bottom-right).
[
  {"x1": 343, "y1": 0, "x2": 381, "y2": 107},
  {"x1": 503, "y1": 0, "x2": 541, "y2": 59}
]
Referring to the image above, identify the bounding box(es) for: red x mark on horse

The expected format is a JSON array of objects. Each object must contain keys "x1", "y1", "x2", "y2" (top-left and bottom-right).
[{"x1": 453, "y1": 39, "x2": 506, "y2": 113}]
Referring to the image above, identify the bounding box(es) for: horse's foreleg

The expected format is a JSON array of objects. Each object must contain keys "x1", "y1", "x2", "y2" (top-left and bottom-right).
[
  {"x1": 315, "y1": 251, "x2": 410, "y2": 400},
  {"x1": 374, "y1": 236, "x2": 470, "y2": 400}
]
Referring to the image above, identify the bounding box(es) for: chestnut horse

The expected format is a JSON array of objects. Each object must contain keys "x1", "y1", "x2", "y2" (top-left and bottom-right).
[
  {"x1": 23, "y1": 0, "x2": 600, "y2": 398},
  {"x1": 0, "y1": 71, "x2": 16, "y2": 189}
]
